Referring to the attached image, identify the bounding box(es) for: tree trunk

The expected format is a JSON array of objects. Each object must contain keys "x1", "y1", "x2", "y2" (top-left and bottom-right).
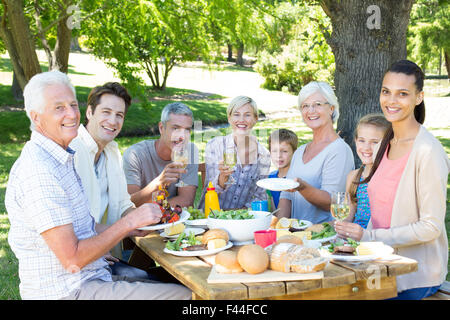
[
  {"x1": 3, "y1": 0, "x2": 41, "y2": 86},
  {"x1": 70, "y1": 36, "x2": 82, "y2": 51},
  {"x1": 444, "y1": 49, "x2": 450, "y2": 79},
  {"x1": 53, "y1": 14, "x2": 72, "y2": 73},
  {"x1": 227, "y1": 43, "x2": 233, "y2": 62},
  {"x1": 320, "y1": 0, "x2": 414, "y2": 164},
  {"x1": 12, "y1": 71, "x2": 23, "y2": 101},
  {"x1": 236, "y1": 41, "x2": 244, "y2": 67}
]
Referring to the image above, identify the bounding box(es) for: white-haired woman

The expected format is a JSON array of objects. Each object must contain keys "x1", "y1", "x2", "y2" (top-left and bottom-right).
[
  {"x1": 199, "y1": 96, "x2": 271, "y2": 210},
  {"x1": 277, "y1": 81, "x2": 355, "y2": 224}
]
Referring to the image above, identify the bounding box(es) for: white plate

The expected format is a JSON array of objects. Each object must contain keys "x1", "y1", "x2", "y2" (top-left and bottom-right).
[
  {"x1": 291, "y1": 219, "x2": 313, "y2": 230},
  {"x1": 323, "y1": 245, "x2": 394, "y2": 262},
  {"x1": 256, "y1": 178, "x2": 299, "y2": 191},
  {"x1": 160, "y1": 227, "x2": 205, "y2": 239},
  {"x1": 137, "y1": 210, "x2": 190, "y2": 231},
  {"x1": 185, "y1": 218, "x2": 208, "y2": 227},
  {"x1": 163, "y1": 241, "x2": 233, "y2": 257}
]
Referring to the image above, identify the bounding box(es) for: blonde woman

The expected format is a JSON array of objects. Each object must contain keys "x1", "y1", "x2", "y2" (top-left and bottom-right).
[{"x1": 199, "y1": 96, "x2": 271, "y2": 210}]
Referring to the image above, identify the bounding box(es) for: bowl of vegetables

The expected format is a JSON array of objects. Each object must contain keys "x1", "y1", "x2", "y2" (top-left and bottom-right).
[{"x1": 206, "y1": 209, "x2": 272, "y2": 244}]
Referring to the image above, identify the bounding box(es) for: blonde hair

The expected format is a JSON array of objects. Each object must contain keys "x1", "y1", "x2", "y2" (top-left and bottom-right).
[{"x1": 227, "y1": 96, "x2": 258, "y2": 118}]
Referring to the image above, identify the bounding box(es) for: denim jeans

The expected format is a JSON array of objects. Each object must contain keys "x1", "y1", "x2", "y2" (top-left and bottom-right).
[{"x1": 388, "y1": 285, "x2": 440, "y2": 300}]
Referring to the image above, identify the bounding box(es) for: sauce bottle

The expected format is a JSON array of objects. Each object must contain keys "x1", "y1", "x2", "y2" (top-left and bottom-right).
[{"x1": 204, "y1": 182, "x2": 220, "y2": 218}]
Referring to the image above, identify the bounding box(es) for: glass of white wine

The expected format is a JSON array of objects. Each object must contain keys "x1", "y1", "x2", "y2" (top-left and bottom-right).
[
  {"x1": 330, "y1": 192, "x2": 350, "y2": 221},
  {"x1": 223, "y1": 148, "x2": 237, "y2": 185},
  {"x1": 172, "y1": 145, "x2": 189, "y2": 187}
]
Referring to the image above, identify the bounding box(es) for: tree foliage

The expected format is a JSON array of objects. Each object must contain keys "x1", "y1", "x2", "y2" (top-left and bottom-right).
[
  {"x1": 407, "y1": 0, "x2": 450, "y2": 76},
  {"x1": 83, "y1": 0, "x2": 214, "y2": 93},
  {"x1": 255, "y1": 4, "x2": 334, "y2": 93}
]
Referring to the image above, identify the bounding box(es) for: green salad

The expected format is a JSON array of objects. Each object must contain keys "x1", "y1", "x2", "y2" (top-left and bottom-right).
[
  {"x1": 185, "y1": 206, "x2": 206, "y2": 220},
  {"x1": 310, "y1": 222, "x2": 337, "y2": 240},
  {"x1": 165, "y1": 231, "x2": 202, "y2": 251},
  {"x1": 209, "y1": 209, "x2": 254, "y2": 220}
]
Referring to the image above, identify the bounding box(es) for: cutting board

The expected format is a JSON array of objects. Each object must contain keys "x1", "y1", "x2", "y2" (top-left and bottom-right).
[{"x1": 207, "y1": 265, "x2": 323, "y2": 284}]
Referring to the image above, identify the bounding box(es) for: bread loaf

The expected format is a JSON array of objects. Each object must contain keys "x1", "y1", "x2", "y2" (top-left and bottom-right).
[
  {"x1": 290, "y1": 257, "x2": 328, "y2": 273},
  {"x1": 269, "y1": 243, "x2": 326, "y2": 273}
]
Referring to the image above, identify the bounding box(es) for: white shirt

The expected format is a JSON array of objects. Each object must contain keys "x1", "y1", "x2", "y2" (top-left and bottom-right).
[
  {"x1": 70, "y1": 124, "x2": 134, "y2": 225},
  {"x1": 6, "y1": 131, "x2": 111, "y2": 300}
]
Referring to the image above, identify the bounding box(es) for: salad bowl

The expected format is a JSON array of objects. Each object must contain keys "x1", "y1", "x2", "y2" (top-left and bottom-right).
[{"x1": 206, "y1": 210, "x2": 272, "y2": 244}]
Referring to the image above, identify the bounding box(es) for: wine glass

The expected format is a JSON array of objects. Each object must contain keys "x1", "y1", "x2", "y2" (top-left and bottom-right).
[
  {"x1": 223, "y1": 147, "x2": 237, "y2": 185},
  {"x1": 330, "y1": 192, "x2": 350, "y2": 221},
  {"x1": 172, "y1": 145, "x2": 189, "y2": 187}
]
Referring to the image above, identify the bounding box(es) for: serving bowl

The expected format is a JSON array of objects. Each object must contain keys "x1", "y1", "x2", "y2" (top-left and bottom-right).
[{"x1": 206, "y1": 211, "x2": 272, "y2": 244}]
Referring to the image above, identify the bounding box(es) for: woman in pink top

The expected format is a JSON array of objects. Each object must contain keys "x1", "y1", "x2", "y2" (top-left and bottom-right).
[{"x1": 335, "y1": 60, "x2": 449, "y2": 300}]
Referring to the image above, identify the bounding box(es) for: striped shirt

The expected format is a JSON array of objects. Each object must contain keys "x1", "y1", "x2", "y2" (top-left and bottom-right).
[
  {"x1": 5, "y1": 131, "x2": 111, "y2": 300},
  {"x1": 198, "y1": 134, "x2": 270, "y2": 210}
]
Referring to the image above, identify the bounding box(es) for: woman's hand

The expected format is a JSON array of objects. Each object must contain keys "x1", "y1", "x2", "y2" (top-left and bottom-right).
[
  {"x1": 334, "y1": 221, "x2": 364, "y2": 241},
  {"x1": 218, "y1": 160, "x2": 235, "y2": 188},
  {"x1": 285, "y1": 177, "x2": 304, "y2": 193}
]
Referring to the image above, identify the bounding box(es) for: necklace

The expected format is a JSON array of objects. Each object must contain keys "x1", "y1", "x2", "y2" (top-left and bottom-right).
[{"x1": 391, "y1": 136, "x2": 416, "y2": 144}]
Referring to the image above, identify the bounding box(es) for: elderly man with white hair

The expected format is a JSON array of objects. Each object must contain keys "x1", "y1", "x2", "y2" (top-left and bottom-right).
[
  {"x1": 277, "y1": 81, "x2": 355, "y2": 224},
  {"x1": 5, "y1": 70, "x2": 191, "y2": 300}
]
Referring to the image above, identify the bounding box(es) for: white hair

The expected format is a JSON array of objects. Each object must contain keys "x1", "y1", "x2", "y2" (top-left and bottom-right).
[
  {"x1": 297, "y1": 81, "x2": 340, "y2": 123},
  {"x1": 227, "y1": 95, "x2": 258, "y2": 118},
  {"x1": 160, "y1": 102, "x2": 193, "y2": 125},
  {"x1": 23, "y1": 70, "x2": 76, "y2": 130}
]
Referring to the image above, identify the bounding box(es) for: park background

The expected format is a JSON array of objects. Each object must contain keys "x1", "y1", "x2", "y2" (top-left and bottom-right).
[{"x1": 0, "y1": 0, "x2": 448, "y2": 300}]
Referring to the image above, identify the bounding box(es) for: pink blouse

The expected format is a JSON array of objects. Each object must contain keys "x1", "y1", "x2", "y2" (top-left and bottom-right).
[{"x1": 367, "y1": 146, "x2": 411, "y2": 229}]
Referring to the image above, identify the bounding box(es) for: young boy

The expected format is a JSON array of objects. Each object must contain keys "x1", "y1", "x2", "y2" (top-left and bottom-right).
[{"x1": 268, "y1": 129, "x2": 298, "y2": 209}]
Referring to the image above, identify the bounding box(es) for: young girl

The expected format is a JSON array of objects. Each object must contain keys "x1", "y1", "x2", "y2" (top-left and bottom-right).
[
  {"x1": 335, "y1": 60, "x2": 449, "y2": 300},
  {"x1": 343, "y1": 114, "x2": 390, "y2": 229}
]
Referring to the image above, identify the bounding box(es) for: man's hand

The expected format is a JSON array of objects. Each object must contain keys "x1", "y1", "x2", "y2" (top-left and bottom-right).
[
  {"x1": 104, "y1": 253, "x2": 119, "y2": 266},
  {"x1": 125, "y1": 203, "x2": 163, "y2": 230},
  {"x1": 156, "y1": 162, "x2": 186, "y2": 188}
]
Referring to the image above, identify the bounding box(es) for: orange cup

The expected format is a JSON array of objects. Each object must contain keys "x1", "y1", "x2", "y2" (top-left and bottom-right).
[{"x1": 254, "y1": 229, "x2": 277, "y2": 248}]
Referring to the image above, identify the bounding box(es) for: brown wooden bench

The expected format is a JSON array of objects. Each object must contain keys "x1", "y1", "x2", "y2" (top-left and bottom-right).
[{"x1": 423, "y1": 281, "x2": 450, "y2": 300}]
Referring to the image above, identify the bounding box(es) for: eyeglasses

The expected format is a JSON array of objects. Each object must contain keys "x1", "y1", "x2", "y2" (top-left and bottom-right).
[{"x1": 299, "y1": 101, "x2": 330, "y2": 112}]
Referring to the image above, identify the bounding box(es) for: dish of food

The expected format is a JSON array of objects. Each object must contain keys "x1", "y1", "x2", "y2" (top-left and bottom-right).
[
  {"x1": 160, "y1": 227, "x2": 205, "y2": 239},
  {"x1": 256, "y1": 178, "x2": 300, "y2": 191},
  {"x1": 321, "y1": 239, "x2": 394, "y2": 262},
  {"x1": 164, "y1": 242, "x2": 233, "y2": 257},
  {"x1": 137, "y1": 210, "x2": 190, "y2": 231}
]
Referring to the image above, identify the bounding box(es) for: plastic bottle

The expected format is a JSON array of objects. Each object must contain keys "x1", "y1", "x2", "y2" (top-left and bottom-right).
[{"x1": 204, "y1": 182, "x2": 220, "y2": 218}]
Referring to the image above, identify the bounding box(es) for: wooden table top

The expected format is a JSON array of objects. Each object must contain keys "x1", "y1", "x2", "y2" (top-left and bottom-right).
[{"x1": 132, "y1": 232, "x2": 418, "y2": 300}]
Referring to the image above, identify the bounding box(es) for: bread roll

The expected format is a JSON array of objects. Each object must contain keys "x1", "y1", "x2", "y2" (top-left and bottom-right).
[
  {"x1": 270, "y1": 216, "x2": 278, "y2": 229},
  {"x1": 202, "y1": 229, "x2": 229, "y2": 244},
  {"x1": 276, "y1": 235, "x2": 303, "y2": 245},
  {"x1": 215, "y1": 251, "x2": 243, "y2": 274},
  {"x1": 237, "y1": 244, "x2": 269, "y2": 274}
]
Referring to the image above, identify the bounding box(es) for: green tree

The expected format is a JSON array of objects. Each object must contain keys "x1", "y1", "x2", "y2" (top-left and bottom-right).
[
  {"x1": 0, "y1": 0, "x2": 84, "y2": 95},
  {"x1": 83, "y1": 0, "x2": 213, "y2": 92},
  {"x1": 407, "y1": 0, "x2": 450, "y2": 77}
]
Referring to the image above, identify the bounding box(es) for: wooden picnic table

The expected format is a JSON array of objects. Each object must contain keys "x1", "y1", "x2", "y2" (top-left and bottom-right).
[{"x1": 130, "y1": 232, "x2": 418, "y2": 300}]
